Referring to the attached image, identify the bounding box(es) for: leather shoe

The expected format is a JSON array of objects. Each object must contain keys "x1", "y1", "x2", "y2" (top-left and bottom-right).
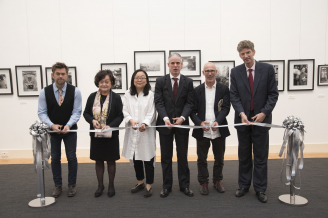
[
  {"x1": 144, "y1": 187, "x2": 152, "y2": 198},
  {"x1": 200, "y1": 184, "x2": 209, "y2": 195},
  {"x1": 160, "y1": 188, "x2": 172, "y2": 198},
  {"x1": 256, "y1": 192, "x2": 268, "y2": 203},
  {"x1": 214, "y1": 181, "x2": 225, "y2": 193},
  {"x1": 180, "y1": 188, "x2": 194, "y2": 197},
  {"x1": 107, "y1": 191, "x2": 115, "y2": 197},
  {"x1": 52, "y1": 186, "x2": 62, "y2": 198},
  {"x1": 94, "y1": 185, "x2": 105, "y2": 198},
  {"x1": 131, "y1": 183, "x2": 145, "y2": 193},
  {"x1": 235, "y1": 187, "x2": 249, "y2": 197}
]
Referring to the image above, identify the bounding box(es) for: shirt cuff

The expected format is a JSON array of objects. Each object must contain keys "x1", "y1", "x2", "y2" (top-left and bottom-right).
[
  {"x1": 163, "y1": 116, "x2": 169, "y2": 122},
  {"x1": 125, "y1": 116, "x2": 132, "y2": 124},
  {"x1": 180, "y1": 116, "x2": 185, "y2": 121},
  {"x1": 239, "y1": 112, "x2": 245, "y2": 117}
]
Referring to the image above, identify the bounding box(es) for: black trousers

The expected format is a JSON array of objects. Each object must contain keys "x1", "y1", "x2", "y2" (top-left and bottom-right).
[
  {"x1": 197, "y1": 137, "x2": 226, "y2": 185},
  {"x1": 159, "y1": 129, "x2": 190, "y2": 189},
  {"x1": 237, "y1": 111, "x2": 269, "y2": 192},
  {"x1": 133, "y1": 156, "x2": 155, "y2": 185}
]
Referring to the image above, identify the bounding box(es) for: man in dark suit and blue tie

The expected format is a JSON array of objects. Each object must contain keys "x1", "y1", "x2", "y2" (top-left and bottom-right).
[
  {"x1": 230, "y1": 40, "x2": 279, "y2": 203},
  {"x1": 154, "y1": 52, "x2": 194, "y2": 198}
]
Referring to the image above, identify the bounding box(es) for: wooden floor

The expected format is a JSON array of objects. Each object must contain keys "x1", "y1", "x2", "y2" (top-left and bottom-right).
[{"x1": 0, "y1": 153, "x2": 327, "y2": 165}]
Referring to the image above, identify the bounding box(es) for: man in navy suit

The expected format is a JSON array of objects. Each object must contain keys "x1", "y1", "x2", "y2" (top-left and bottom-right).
[
  {"x1": 230, "y1": 40, "x2": 279, "y2": 203},
  {"x1": 190, "y1": 62, "x2": 230, "y2": 195}
]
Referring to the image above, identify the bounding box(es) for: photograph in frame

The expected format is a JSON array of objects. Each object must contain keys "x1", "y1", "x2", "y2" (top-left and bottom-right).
[
  {"x1": 210, "y1": 61, "x2": 235, "y2": 88},
  {"x1": 192, "y1": 79, "x2": 201, "y2": 88},
  {"x1": 169, "y1": 50, "x2": 201, "y2": 77},
  {"x1": 149, "y1": 77, "x2": 158, "y2": 92},
  {"x1": 0, "y1": 68, "x2": 13, "y2": 95},
  {"x1": 288, "y1": 59, "x2": 314, "y2": 91},
  {"x1": 134, "y1": 51, "x2": 166, "y2": 77},
  {"x1": 318, "y1": 65, "x2": 328, "y2": 86},
  {"x1": 15, "y1": 65, "x2": 43, "y2": 97},
  {"x1": 101, "y1": 63, "x2": 128, "y2": 94},
  {"x1": 259, "y1": 60, "x2": 285, "y2": 91},
  {"x1": 46, "y1": 67, "x2": 77, "y2": 87}
]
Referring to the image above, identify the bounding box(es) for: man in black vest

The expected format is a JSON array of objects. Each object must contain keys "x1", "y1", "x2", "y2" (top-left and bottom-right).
[{"x1": 38, "y1": 62, "x2": 82, "y2": 198}]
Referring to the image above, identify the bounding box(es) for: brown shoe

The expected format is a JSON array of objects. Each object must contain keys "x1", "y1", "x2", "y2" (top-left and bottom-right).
[
  {"x1": 67, "y1": 185, "x2": 76, "y2": 197},
  {"x1": 52, "y1": 186, "x2": 62, "y2": 198},
  {"x1": 214, "y1": 181, "x2": 225, "y2": 193}
]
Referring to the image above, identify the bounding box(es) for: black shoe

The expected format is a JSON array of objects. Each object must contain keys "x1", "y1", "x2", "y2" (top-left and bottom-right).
[
  {"x1": 160, "y1": 188, "x2": 172, "y2": 198},
  {"x1": 180, "y1": 188, "x2": 194, "y2": 197},
  {"x1": 94, "y1": 185, "x2": 105, "y2": 198},
  {"x1": 214, "y1": 181, "x2": 225, "y2": 193},
  {"x1": 131, "y1": 183, "x2": 145, "y2": 194},
  {"x1": 144, "y1": 187, "x2": 152, "y2": 198},
  {"x1": 200, "y1": 184, "x2": 209, "y2": 195},
  {"x1": 256, "y1": 192, "x2": 268, "y2": 203},
  {"x1": 235, "y1": 187, "x2": 249, "y2": 197},
  {"x1": 107, "y1": 191, "x2": 115, "y2": 197}
]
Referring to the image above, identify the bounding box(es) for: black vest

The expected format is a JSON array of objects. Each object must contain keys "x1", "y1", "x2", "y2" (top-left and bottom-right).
[{"x1": 44, "y1": 84, "x2": 77, "y2": 130}]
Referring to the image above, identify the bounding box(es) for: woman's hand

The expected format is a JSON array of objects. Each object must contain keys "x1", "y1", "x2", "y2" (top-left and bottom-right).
[
  {"x1": 139, "y1": 124, "x2": 146, "y2": 132},
  {"x1": 92, "y1": 119, "x2": 101, "y2": 129},
  {"x1": 129, "y1": 119, "x2": 139, "y2": 130}
]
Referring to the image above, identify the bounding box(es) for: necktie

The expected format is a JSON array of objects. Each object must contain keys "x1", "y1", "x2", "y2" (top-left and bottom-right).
[
  {"x1": 172, "y1": 78, "x2": 178, "y2": 101},
  {"x1": 58, "y1": 89, "x2": 64, "y2": 106},
  {"x1": 248, "y1": 69, "x2": 254, "y2": 111}
]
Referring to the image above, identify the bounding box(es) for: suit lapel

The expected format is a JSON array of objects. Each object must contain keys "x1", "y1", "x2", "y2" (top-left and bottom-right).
[
  {"x1": 165, "y1": 74, "x2": 174, "y2": 103},
  {"x1": 175, "y1": 74, "x2": 185, "y2": 103},
  {"x1": 240, "y1": 65, "x2": 251, "y2": 93},
  {"x1": 253, "y1": 61, "x2": 262, "y2": 95}
]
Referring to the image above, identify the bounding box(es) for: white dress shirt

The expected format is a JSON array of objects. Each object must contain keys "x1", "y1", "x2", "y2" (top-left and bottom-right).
[
  {"x1": 245, "y1": 61, "x2": 256, "y2": 80},
  {"x1": 122, "y1": 90, "x2": 156, "y2": 161},
  {"x1": 204, "y1": 81, "x2": 221, "y2": 139}
]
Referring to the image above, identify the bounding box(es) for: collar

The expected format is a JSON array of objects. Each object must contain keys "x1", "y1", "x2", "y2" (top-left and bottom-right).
[
  {"x1": 170, "y1": 73, "x2": 181, "y2": 81},
  {"x1": 245, "y1": 61, "x2": 256, "y2": 72},
  {"x1": 205, "y1": 81, "x2": 216, "y2": 89},
  {"x1": 53, "y1": 82, "x2": 67, "y2": 92}
]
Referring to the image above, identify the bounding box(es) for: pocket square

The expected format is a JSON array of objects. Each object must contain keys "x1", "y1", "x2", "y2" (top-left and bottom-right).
[{"x1": 218, "y1": 99, "x2": 223, "y2": 112}]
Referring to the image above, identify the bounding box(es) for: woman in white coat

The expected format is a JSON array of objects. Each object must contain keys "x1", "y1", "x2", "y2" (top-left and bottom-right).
[{"x1": 122, "y1": 69, "x2": 156, "y2": 198}]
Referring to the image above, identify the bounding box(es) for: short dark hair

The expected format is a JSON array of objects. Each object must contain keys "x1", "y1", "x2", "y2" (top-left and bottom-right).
[
  {"x1": 52, "y1": 62, "x2": 69, "y2": 74},
  {"x1": 129, "y1": 69, "x2": 151, "y2": 96},
  {"x1": 94, "y1": 69, "x2": 115, "y2": 87}
]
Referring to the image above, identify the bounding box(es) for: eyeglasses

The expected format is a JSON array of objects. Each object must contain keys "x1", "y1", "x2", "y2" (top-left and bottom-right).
[
  {"x1": 204, "y1": 70, "x2": 216, "y2": 73},
  {"x1": 134, "y1": 77, "x2": 146, "y2": 80}
]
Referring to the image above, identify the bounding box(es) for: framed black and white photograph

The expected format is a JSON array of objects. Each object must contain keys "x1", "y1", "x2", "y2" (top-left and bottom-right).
[
  {"x1": 169, "y1": 50, "x2": 201, "y2": 77},
  {"x1": 149, "y1": 77, "x2": 158, "y2": 92},
  {"x1": 192, "y1": 79, "x2": 201, "y2": 88},
  {"x1": 15, "y1": 65, "x2": 43, "y2": 97},
  {"x1": 288, "y1": 59, "x2": 314, "y2": 91},
  {"x1": 101, "y1": 63, "x2": 128, "y2": 94},
  {"x1": 259, "y1": 60, "x2": 285, "y2": 91},
  {"x1": 0, "y1": 68, "x2": 13, "y2": 95},
  {"x1": 210, "y1": 61, "x2": 235, "y2": 87},
  {"x1": 46, "y1": 67, "x2": 78, "y2": 87},
  {"x1": 134, "y1": 51, "x2": 166, "y2": 77},
  {"x1": 318, "y1": 65, "x2": 328, "y2": 86}
]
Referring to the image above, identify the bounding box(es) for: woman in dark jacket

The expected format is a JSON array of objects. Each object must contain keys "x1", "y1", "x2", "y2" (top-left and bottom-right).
[{"x1": 83, "y1": 69, "x2": 123, "y2": 198}]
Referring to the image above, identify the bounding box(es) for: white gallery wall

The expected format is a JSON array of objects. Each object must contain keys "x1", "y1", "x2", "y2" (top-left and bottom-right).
[{"x1": 0, "y1": 0, "x2": 328, "y2": 158}]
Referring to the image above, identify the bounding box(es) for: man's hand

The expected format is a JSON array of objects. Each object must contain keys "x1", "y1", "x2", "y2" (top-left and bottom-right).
[
  {"x1": 211, "y1": 121, "x2": 219, "y2": 131},
  {"x1": 61, "y1": 125, "x2": 70, "y2": 134},
  {"x1": 164, "y1": 119, "x2": 173, "y2": 129},
  {"x1": 101, "y1": 125, "x2": 110, "y2": 131},
  {"x1": 241, "y1": 113, "x2": 251, "y2": 125},
  {"x1": 172, "y1": 117, "x2": 184, "y2": 126},
  {"x1": 251, "y1": 112, "x2": 266, "y2": 123},
  {"x1": 51, "y1": 124, "x2": 62, "y2": 134},
  {"x1": 139, "y1": 124, "x2": 146, "y2": 132},
  {"x1": 129, "y1": 119, "x2": 139, "y2": 130},
  {"x1": 92, "y1": 120, "x2": 101, "y2": 129},
  {"x1": 200, "y1": 121, "x2": 210, "y2": 131}
]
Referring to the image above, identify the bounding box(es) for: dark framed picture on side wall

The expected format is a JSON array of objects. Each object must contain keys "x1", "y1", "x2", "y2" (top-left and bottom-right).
[
  {"x1": 210, "y1": 61, "x2": 235, "y2": 88},
  {"x1": 101, "y1": 63, "x2": 128, "y2": 94},
  {"x1": 169, "y1": 50, "x2": 201, "y2": 77},
  {"x1": 134, "y1": 51, "x2": 166, "y2": 77},
  {"x1": 46, "y1": 67, "x2": 78, "y2": 87},
  {"x1": 0, "y1": 68, "x2": 13, "y2": 95},
  {"x1": 192, "y1": 79, "x2": 201, "y2": 88},
  {"x1": 288, "y1": 59, "x2": 314, "y2": 91},
  {"x1": 259, "y1": 60, "x2": 285, "y2": 91},
  {"x1": 149, "y1": 77, "x2": 158, "y2": 92},
  {"x1": 318, "y1": 65, "x2": 328, "y2": 86},
  {"x1": 15, "y1": 65, "x2": 43, "y2": 97}
]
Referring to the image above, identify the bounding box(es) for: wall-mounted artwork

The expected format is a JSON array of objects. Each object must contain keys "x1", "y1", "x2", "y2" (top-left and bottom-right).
[
  {"x1": 134, "y1": 51, "x2": 166, "y2": 77},
  {"x1": 15, "y1": 65, "x2": 43, "y2": 97},
  {"x1": 192, "y1": 79, "x2": 201, "y2": 88},
  {"x1": 210, "y1": 61, "x2": 235, "y2": 88},
  {"x1": 149, "y1": 77, "x2": 158, "y2": 92},
  {"x1": 46, "y1": 67, "x2": 77, "y2": 87},
  {"x1": 317, "y1": 65, "x2": 328, "y2": 86},
  {"x1": 0, "y1": 68, "x2": 13, "y2": 95},
  {"x1": 101, "y1": 63, "x2": 128, "y2": 94},
  {"x1": 169, "y1": 50, "x2": 201, "y2": 77},
  {"x1": 259, "y1": 60, "x2": 285, "y2": 91},
  {"x1": 288, "y1": 59, "x2": 314, "y2": 91}
]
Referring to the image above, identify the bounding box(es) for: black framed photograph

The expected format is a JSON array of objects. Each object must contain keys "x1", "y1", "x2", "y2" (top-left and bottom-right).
[
  {"x1": 192, "y1": 79, "x2": 201, "y2": 88},
  {"x1": 288, "y1": 59, "x2": 314, "y2": 91},
  {"x1": 15, "y1": 65, "x2": 43, "y2": 97},
  {"x1": 0, "y1": 68, "x2": 13, "y2": 95},
  {"x1": 318, "y1": 65, "x2": 328, "y2": 86},
  {"x1": 134, "y1": 51, "x2": 166, "y2": 77},
  {"x1": 210, "y1": 61, "x2": 235, "y2": 88},
  {"x1": 45, "y1": 67, "x2": 78, "y2": 87},
  {"x1": 169, "y1": 50, "x2": 201, "y2": 77},
  {"x1": 101, "y1": 63, "x2": 128, "y2": 94},
  {"x1": 149, "y1": 77, "x2": 158, "y2": 92},
  {"x1": 259, "y1": 60, "x2": 285, "y2": 91}
]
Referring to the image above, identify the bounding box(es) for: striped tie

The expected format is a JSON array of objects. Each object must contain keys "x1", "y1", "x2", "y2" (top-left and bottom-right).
[{"x1": 58, "y1": 89, "x2": 64, "y2": 106}]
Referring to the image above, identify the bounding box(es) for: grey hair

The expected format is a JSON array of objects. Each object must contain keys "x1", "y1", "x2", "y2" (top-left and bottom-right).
[{"x1": 168, "y1": 52, "x2": 182, "y2": 62}]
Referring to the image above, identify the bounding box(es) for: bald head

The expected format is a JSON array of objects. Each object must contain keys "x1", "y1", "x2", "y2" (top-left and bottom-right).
[
  {"x1": 202, "y1": 62, "x2": 217, "y2": 87},
  {"x1": 203, "y1": 62, "x2": 216, "y2": 71}
]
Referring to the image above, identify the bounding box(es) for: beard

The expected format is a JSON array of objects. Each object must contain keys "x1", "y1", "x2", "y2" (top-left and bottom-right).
[{"x1": 56, "y1": 79, "x2": 65, "y2": 85}]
